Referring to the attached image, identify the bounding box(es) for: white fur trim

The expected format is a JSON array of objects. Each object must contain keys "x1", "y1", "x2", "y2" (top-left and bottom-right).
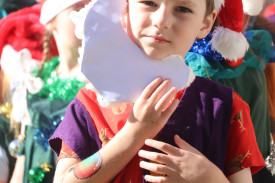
[
  {"x1": 214, "y1": 0, "x2": 224, "y2": 11},
  {"x1": 40, "y1": 0, "x2": 82, "y2": 25},
  {"x1": 211, "y1": 27, "x2": 249, "y2": 61},
  {"x1": 242, "y1": 0, "x2": 264, "y2": 16}
]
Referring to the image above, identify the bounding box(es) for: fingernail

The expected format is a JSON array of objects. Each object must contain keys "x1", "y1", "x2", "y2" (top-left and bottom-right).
[
  {"x1": 145, "y1": 139, "x2": 151, "y2": 144},
  {"x1": 138, "y1": 150, "x2": 144, "y2": 156},
  {"x1": 139, "y1": 161, "x2": 145, "y2": 167}
]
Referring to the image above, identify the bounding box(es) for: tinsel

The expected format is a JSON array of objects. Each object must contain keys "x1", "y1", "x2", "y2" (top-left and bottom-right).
[
  {"x1": 29, "y1": 167, "x2": 45, "y2": 183},
  {"x1": 189, "y1": 32, "x2": 225, "y2": 63},
  {"x1": 28, "y1": 163, "x2": 52, "y2": 183},
  {"x1": 28, "y1": 56, "x2": 86, "y2": 102},
  {"x1": 266, "y1": 141, "x2": 275, "y2": 175},
  {"x1": 34, "y1": 115, "x2": 63, "y2": 150},
  {"x1": 0, "y1": 102, "x2": 12, "y2": 119}
]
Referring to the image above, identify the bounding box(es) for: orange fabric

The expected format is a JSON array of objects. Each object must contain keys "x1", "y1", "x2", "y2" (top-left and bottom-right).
[{"x1": 265, "y1": 63, "x2": 275, "y2": 120}]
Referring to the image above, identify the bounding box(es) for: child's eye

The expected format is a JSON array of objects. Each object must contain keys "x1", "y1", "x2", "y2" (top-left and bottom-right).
[
  {"x1": 176, "y1": 6, "x2": 192, "y2": 13},
  {"x1": 141, "y1": 1, "x2": 157, "y2": 7}
]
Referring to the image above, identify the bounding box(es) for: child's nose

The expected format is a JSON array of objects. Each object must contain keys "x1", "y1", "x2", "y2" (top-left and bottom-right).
[{"x1": 151, "y1": 6, "x2": 171, "y2": 29}]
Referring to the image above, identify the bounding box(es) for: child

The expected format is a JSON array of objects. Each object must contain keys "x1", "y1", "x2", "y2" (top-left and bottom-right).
[
  {"x1": 0, "y1": 3, "x2": 47, "y2": 183},
  {"x1": 50, "y1": 0, "x2": 265, "y2": 182},
  {"x1": 19, "y1": 0, "x2": 89, "y2": 182}
]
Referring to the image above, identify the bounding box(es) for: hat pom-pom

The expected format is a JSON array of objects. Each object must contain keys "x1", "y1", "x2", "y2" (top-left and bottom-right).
[
  {"x1": 211, "y1": 27, "x2": 249, "y2": 61},
  {"x1": 242, "y1": 0, "x2": 264, "y2": 16}
]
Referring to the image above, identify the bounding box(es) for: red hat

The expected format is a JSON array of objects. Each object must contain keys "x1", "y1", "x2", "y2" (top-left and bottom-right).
[
  {"x1": 211, "y1": 0, "x2": 249, "y2": 68},
  {"x1": 0, "y1": 3, "x2": 58, "y2": 70},
  {"x1": 211, "y1": 0, "x2": 264, "y2": 67}
]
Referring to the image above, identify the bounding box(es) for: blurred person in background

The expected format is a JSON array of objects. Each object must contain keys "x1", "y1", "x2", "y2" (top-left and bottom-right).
[{"x1": 0, "y1": 0, "x2": 90, "y2": 182}]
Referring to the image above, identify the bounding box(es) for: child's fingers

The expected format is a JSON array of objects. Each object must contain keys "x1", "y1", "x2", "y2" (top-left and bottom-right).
[
  {"x1": 144, "y1": 174, "x2": 169, "y2": 183},
  {"x1": 155, "y1": 87, "x2": 177, "y2": 112},
  {"x1": 149, "y1": 79, "x2": 171, "y2": 104},
  {"x1": 144, "y1": 139, "x2": 182, "y2": 156},
  {"x1": 138, "y1": 150, "x2": 173, "y2": 166},
  {"x1": 140, "y1": 77, "x2": 163, "y2": 99},
  {"x1": 139, "y1": 160, "x2": 173, "y2": 177},
  {"x1": 161, "y1": 97, "x2": 179, "y2": 120},
  {"x1": 174, "y1": 135, "x2": 202, "y2": 155}
]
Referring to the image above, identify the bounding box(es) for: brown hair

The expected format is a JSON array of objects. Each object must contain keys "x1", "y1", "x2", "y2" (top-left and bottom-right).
[
  {"x1": 37, "y1": 29, "x2": 53, "y2": 75},
  {"x1": 0, "y1": 70, "x2": 19, "y2": 139},
  {"x1": 0, "y1": 70, "x2": 5, "y2": 104},
  {"x1": 205, "y1": 0, "x2": 215, "y2": 17},
  {"x1": 0, "y1": 70, "x2": 10, "y2": 105}
]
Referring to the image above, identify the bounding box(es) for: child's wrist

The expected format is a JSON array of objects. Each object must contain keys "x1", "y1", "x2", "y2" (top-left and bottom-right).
[
  {"x1": 122, "y1": 121, "x2": 149, "y2": 141},
  {"x1": 204, "y1": 161, "x2": 230, "y2": 183}
]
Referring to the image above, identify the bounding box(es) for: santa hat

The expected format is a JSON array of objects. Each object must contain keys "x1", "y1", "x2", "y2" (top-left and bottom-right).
[
  {"x1": 211, "y1": 0, "x2": 264, "y2": 67},
  {"x1": 243, "y1": 0, "x2": 264, "y2": 16},
  {"x1": 214, "y1": 0, "x2": 264, "y2": 16},
  {"x1": 0, "y1": 3, "x2": 58, "y2": 70},
  {"x1": 40, "y1": 0, "x2": 83, "y2": 25}
]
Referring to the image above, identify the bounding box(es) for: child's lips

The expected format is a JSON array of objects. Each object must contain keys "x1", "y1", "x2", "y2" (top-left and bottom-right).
[{"x1": 147, "y1": 35, "x2": 170, "y2": 43}]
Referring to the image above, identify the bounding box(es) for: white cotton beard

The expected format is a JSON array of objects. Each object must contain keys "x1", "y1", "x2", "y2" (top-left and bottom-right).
[{"x1": 78, "y1": 0, "x2": 195, "y2": 105}]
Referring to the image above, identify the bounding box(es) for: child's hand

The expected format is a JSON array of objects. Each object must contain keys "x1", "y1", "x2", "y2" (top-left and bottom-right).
[
  {"x1": 126, "y1": 77, "x2": 179, "y2": 139},
  {"x1": 138, "y1": 135, "x2": 225, "y2": 183}
]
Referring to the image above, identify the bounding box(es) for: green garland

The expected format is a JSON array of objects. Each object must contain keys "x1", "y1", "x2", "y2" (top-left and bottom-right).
[{"x1": 28, "y1": 57, "x2": 85, "y2": 102}]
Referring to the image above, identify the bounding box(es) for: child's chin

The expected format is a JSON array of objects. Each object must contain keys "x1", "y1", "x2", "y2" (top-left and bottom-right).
[{"x1": 145, "y1": 52, "x2": 167, "y2": 61}]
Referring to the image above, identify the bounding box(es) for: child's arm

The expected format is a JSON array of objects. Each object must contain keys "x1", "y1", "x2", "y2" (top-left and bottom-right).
[
  {"x1": 54, "y1": 77, "x2": 180, "y2": 183},
  {"x1": 138, "y1": 135, "x2": 252, "y2": 183},
  {"x1": 9, "y1": 155, "x2": 25, "y2": 183}
]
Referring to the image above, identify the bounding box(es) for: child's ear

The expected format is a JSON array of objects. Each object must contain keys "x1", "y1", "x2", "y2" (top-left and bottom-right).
[
  {"x1": 120, "y1": 4, "x2": 136, "y2": 43},
  {"x1": 121, "y1": 6, "x2": 128, "y2": 32},
  {"x1": 45, "y1": 23, "x2": 54, "y2": 31},
  {"x1": 197, "y1": 10, "x2": 218, "y2": 39}
]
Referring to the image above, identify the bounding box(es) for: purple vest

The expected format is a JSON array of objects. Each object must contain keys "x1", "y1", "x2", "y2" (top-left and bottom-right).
[{"x1": 49, "y1": 76, "x2": 232, "y2": 172}]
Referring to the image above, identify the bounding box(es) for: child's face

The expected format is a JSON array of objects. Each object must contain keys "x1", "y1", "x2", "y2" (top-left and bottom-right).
[
  {"x1": 49, "y1": 0, "x2": 90, "y2": 51},
  {"x1": 124, "y1": 0, "x2": 216, "y2": 60}
]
